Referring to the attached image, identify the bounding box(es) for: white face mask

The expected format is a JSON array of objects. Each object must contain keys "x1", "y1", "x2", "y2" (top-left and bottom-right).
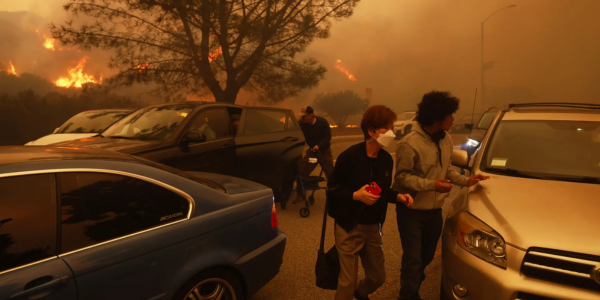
[{"x1": 375, "y1": 130, "x2": 396, "y2": 148}]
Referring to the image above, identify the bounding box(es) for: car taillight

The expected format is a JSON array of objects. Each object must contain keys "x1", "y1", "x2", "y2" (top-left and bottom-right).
[{"x1": 271, "y1": 203, "x2": 278, "y2": 229}]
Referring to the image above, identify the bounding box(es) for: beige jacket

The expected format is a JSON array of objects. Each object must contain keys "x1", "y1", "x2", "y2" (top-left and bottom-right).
[{"x1": 393, "y1": 124, "x2": 469, "y2": 210}]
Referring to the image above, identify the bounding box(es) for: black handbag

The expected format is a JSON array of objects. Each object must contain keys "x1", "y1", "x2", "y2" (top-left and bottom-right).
[{"x1": 315, "y1": 196, "x2": 340, "y2": 290}]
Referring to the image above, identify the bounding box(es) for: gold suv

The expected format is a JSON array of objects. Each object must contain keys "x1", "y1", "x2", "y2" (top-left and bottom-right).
[{"x1": 442, "y1": 103, "x2": 600, "y2": 300}]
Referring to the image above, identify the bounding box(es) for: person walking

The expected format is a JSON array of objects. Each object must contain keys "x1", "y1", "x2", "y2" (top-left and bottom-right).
[
  {"x1": 393, "y1": 91, "x2": 490, "y2": 300},
  {"x1": 297, "y1": 106, "x2": 334, "y2": 201},
  {"x1": 328, "y1": 105, "x2": 414, "y2": 300}
]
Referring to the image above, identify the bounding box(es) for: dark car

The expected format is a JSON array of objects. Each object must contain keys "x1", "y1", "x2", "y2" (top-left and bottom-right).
[
  {"x1": 55, "y1": 102, "x2": 305, "y2": 204},
  {"x1": 0, "y1": 146, "x2": 285, "y2": 300}
]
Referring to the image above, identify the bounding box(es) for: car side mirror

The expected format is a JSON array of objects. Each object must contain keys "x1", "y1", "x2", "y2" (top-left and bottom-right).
[
  {"x1": 452, "y1": 149, "x2": 469, "y2": 168},
  {"x1": 53, "y1": 127, "x2": 59, "y2": 134},
  {"x1": 183, "y1": 130, "x2": 205, "y2": 144},
  {"x1": 464, "y1": 124, "x2": 473, "y2": 130}
]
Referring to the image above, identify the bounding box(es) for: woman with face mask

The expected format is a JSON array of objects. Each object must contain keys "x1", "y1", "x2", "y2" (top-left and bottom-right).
[{"x1": 327, "y1": 105, "x2": 414, "y2": 300}]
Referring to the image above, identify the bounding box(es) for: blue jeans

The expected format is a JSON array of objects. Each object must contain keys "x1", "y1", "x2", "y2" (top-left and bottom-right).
[{"x1": 396, "y1": 204, "x2": 443, "y2": 300}]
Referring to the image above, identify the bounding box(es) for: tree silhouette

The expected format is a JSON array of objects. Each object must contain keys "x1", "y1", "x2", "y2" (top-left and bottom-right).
[
  {"x1": 51, "y1": 0, "x2": 360, "y2": 104},
  {"x1": 312, "y1": 90, "x2": 369, "y2": 127}
]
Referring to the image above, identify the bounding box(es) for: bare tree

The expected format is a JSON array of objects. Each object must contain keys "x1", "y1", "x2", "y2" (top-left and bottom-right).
[{"x1": 51, "y1": 0, "x2": 360, "y2": 103}]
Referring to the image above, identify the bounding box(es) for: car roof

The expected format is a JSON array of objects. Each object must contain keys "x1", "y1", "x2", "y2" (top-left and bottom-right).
[
  {"x1": 138, "y1": 101, "x2": 292, "y2": 112},
  {"x1": 503, "y1": 103, "x2": 600, "y2": 121},
  {"x1": 80, "y1": 109, "x2": 135, "y2": 113},
  {"x1": 0, "y1": 146, "x2": 136, "y2": 167}
]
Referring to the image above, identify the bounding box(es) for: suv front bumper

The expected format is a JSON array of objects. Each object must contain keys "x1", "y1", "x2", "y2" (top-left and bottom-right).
[{"x1": 441, "y1": 234, "x2": 600, "y2": 300}]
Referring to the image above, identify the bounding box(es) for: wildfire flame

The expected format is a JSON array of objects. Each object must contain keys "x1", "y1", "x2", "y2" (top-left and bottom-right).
[
  {"x1": 330, "y1": 125, "x2": 338, "y2": 128},
  {"x1": 55, "y1": 56, "x2": 102, "y2": 88},
  {"x1": 5, "y1": 60, "x2": 17, "y2": 75},
  {"x1": 43, "y1": 35, "x2": 55, "y2": 50},
  {"x1": 335, "y1": 59, "x2": 357, "y2": 81},
  {"x1": 346, "y1": 125, "x2": 359, "y2": 128},
  {"x1": 208, "y1": 47, "x2": 222, "y2": 62},
  {"x1": 135, "y1": 62, "x2": 151, "y2": 73}
]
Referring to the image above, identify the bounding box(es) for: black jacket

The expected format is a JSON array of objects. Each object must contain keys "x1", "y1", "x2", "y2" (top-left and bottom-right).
[
  {"x1": 327, "y1": 142, "x2": 399, "y2": 233},
  {"x1": 300, "y1": 116, "x2": 331, "y2": 151}
]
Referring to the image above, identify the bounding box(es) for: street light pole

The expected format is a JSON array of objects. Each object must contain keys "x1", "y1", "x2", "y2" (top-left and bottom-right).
[{"x1": 481, "y1": 4, "x2": 516, "y2": 112}]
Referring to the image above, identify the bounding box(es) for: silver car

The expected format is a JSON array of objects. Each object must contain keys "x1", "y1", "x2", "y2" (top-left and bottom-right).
[{"x1": 442, "y1": 103, "x2": 600, "y2": 300}]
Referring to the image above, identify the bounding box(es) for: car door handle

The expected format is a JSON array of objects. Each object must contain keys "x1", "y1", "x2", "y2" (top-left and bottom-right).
[
  {"x1": 11, "y1": 276, "x2": 70, "y2": 299},
  {"x1": 280, "y1": 137, "x2": 298, "y2": 142}
]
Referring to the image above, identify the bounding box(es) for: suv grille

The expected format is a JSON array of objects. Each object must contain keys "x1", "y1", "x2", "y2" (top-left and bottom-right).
[
  {"x1": 515, "y1": 292, "x2": 557, "y2": 300},
  {"x1": 521, "y1": 248, "x2": 600, "y2": 292}
]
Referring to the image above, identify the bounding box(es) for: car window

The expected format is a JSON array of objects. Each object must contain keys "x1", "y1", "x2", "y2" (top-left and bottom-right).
[
  {"x1": 476, "y1": 111, "x2": 497, "y2": 130},
  {"x1": 0, "y1": 174, "x2": 56, "y2": 272},
  {"x1": 286, "y1": 112, "x2": 299, "y2": 130},
  {"x1": 186, "y1": 108, "x2": 231, "y2": 141},
  {"x1": 243, "y1": 109, "x2": 287, "y2": 135},
  {"x1": 59, "y1": 172, "x2": 190, "y2": 253},
  {"x1": 58, "y1": 111, "x2": 131, "y2": 134},
  {"x1": 102, "y1": 105, "x2": 193, "y2": 140}
]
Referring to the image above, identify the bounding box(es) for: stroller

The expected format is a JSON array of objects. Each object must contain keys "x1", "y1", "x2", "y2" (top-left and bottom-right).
[{"x1": 292, "y1": 151, "x2": 328, "y2": 218}]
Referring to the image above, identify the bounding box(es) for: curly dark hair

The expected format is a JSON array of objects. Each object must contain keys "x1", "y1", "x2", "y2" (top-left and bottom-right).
[{"x1": 416, "y1": 91, "x2": 460, "y2": 126}]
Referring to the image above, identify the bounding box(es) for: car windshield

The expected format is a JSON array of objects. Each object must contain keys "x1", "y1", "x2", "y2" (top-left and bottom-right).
[
  {"x1": 482, "y1": 120, "x2": 600, "y2": 183},
  {"x1": 476, "y1": 111, "x2": 497, "y2": 130},
  {"x1": 397, "y1": 112, "x2": 416, "y2": 121},
  {"x1": 57, "y1": 111, "x2": 131, "y2": 134},
  {"x1": 102, "y1": 105, "x2": 193, "y2": 140}
]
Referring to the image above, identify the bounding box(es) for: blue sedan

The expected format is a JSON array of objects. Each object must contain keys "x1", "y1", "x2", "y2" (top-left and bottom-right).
[{"x1": 0, "y1": 146, "x2": 286, "y2": 300}]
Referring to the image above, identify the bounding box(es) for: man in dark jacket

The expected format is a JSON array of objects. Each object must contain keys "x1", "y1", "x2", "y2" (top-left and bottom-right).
[{"x1": 296, "y1": 106, "x2": 334, "y2": 201}]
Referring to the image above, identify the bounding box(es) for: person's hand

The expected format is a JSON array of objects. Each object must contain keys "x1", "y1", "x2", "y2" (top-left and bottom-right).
[
  {"x1": 353, "y1": 185, "x2": 380, "y2": 206},
  {"x1": 434, "y1": 179, "x2": 453, "y2": 193},
  {"x1": 398, "y1": 194, "x2": 414, "y2": 208},
  {"x1": 467, "y1": 173, "x2": 491, "y2": 187},
  {"x1": 311, "y1": 145, "x2": 319, "y2": 152}
]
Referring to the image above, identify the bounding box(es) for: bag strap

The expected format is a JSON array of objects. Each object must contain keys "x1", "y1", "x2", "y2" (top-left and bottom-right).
[{"x1": 319, "y1": 195, "x2": 329, "y2": 251}]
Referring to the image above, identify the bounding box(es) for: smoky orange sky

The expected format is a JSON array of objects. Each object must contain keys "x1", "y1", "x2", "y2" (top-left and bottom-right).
[{"x1": 1, "y1": 0, "x2": 600, "y2": 117}]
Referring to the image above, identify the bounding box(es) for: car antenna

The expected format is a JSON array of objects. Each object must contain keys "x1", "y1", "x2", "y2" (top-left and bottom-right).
[{"x1": 469, "y1": 88, "x2": 478, "y2": 139}]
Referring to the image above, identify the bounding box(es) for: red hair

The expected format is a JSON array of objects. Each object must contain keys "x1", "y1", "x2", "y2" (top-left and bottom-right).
[{"x1": 360, "y1": 105, "x2": 397, "y2": 140}]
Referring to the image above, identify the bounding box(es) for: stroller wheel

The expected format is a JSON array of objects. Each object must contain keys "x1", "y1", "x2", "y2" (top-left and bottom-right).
[
  {"x1": 299, "y1": 207, "x2": 310, "y2": 218},
  {"x1": 308, "y1": 195, "x2": 315, "y2": 205},
  {"x1": 281, "y1": 200, "x2": 287, "y2": 210}
]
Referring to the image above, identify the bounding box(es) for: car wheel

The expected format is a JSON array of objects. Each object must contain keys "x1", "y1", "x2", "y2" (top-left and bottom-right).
[
  {"x1": 174, "y1": 269, "x2": 244, "y2": 300},
  {"x1": 404, "y1": 124, "x2": 413, "y2": 135}
]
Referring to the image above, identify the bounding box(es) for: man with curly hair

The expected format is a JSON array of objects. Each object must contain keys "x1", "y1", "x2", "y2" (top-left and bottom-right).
[{"x1": 393, "y1": 91, "x2": 489, "y2": 300}]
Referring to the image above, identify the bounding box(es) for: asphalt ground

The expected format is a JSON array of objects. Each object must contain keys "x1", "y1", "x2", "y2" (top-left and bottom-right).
[{"x1": 252, "y1": 134, "x2": 468, "y2": 300}]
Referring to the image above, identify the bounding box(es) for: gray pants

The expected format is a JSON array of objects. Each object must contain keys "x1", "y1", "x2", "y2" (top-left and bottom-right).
[{"x1": 334, "y1": 224, "x2": 386, "y2": 300}]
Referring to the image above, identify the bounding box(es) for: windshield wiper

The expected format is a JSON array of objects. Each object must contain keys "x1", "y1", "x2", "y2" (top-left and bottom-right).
[{"x1": 484, "y1": 167, "x2": 547, "y2": 180}]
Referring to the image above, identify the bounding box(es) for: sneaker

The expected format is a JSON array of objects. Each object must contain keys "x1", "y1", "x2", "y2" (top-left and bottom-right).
[{"x1": 355, "y1": 291, "x2": 370, "y2": 300}]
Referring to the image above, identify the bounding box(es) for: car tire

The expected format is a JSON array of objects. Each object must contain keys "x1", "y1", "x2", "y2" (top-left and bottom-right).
[
  {"x1": 404, "y1": 124, "x2": 413, "y2": 135},
  {"x1": 174, "y1": 268, "x2": 245, "y2": 300}
]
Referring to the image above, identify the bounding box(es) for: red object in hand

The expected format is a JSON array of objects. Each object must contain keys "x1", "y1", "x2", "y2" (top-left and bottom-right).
[{"x1": 366, "y1": 182, "x2": 382, "y2": 196}]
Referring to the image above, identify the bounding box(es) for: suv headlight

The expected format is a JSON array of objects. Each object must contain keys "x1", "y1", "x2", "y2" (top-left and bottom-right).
[{"x1": 457, "y1": 212, "x2": 507, "y2": 268}]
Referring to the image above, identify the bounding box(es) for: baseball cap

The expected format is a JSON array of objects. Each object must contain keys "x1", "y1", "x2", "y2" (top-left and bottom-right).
[{"x1": 299, "y1": 106, "x2": 314, "y2": 116}]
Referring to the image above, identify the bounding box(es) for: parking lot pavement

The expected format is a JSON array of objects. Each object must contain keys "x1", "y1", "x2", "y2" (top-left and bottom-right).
[{"x1": 252, "y1": 135, "x2": 465, "y2": 300}]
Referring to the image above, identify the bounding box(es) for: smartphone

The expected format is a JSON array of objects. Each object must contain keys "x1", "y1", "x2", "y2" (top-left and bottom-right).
[{"x1": 366, "y1": 182, "x2": 382, "y2": 195}]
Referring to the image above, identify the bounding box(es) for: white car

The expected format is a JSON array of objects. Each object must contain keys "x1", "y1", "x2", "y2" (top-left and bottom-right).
[
  {"x1": 25, "y1": 109, "x2": 133, "y2": 145},
  {"x1": 393, "y1": 111, "x2": 417, "y2": 136}
]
